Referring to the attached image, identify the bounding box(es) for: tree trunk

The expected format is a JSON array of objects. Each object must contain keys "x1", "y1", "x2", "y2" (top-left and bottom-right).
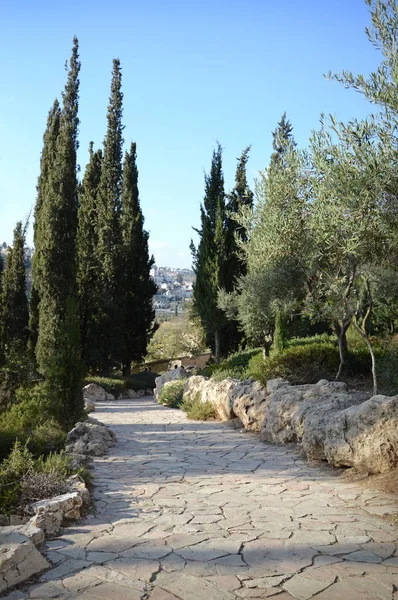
[
  {"x1": 214, "y1": 329, "x2": 221, "y2": 364},
  {"x1": 352, "y1": 321, "x2": 378, "y2": 395},
  {"x1": 335, "y1": 320, "x2": 350, "y2": 380},
  {"x1": 262, "y1": 343, "x2": 271, "y2": 359}
]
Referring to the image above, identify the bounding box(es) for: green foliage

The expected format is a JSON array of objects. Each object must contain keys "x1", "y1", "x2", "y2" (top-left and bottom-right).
[
  {"x1": 158, "y1": 380, "x2": 185, "y2": 408},
  {"x1": 180, "y1": 394, "x2": 216, "y2": 420},
  {"x1": 77, "y1": 142, "x2": 103, "y2": 370},
  {"x1": 1, "y1": 221, "x2": 29, "y2": 355},
  {"x1": 203, "y1": 348, "x2": 261, "y2": 381},
  {"x1": 146, "y1": 313, "x2": 207, "y2": 362},
  {"x1": 0, "y1": 441, "x2": 35, "y2": 514},
  {"x1": 254, "y1": 343, "x2": 341, "y2": 386},
  {"x1": 273, "y1": 309, "x2": 287, "y2": 354},
  {"x1": 0, "y1": 384, "x2": 65, "y2": 460},
  {"x1": 95, "y1": 58, "x2": 124, "y2": 371},
  {"x1": 119, "y1": 142, "x2": 157, "y2": 374},
  {"x1": 32, "y1": 38, "x2": 83, "y2": 427},
  {"x1": 191, "y1": 143, "x2": 229, "y2": 360},
  {"x1": 0, "y1": 442, "x2": 73, "y2": 515},
  {"x1": 84, "y1": 371, "x2": 157, "y2": 397}
]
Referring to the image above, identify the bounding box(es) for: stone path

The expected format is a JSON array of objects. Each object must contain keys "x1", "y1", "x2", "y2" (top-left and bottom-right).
[{"x1": 9, "y1": 396, "x2": 398, "y2": 600}]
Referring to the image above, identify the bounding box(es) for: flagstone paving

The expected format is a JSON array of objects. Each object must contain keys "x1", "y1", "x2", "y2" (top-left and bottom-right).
[{"x1": 10, "y1": 396, "x2": 398, "y2": 600}]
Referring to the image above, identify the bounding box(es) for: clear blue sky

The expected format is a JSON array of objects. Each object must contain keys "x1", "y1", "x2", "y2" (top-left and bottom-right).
[{"x1": 0, "y1": 0, "x2": 381, "y2": 268}]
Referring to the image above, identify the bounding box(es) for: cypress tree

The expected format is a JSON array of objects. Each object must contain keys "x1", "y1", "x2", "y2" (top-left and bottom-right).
[
  {"x1": 33, "y1": 37, "x2": 83, "y2": 428},
  {"x1": 96, "y1": 59, "x2": 124, "y2": 371},
  {"x1": 270, "y1": 112, "x2": 296, "y2": 167},
  {"x1": 0, "y1": 251, "x2": 5, "y2": 365},
  {"x1": 77, "y1": 142, "x2": 103, "y2": 369},
  {"x1": 191, "y1": 143, "x2": 228, "y2": 361},
  {"x1": 1, "y1": 222, "x2": 29, "y2": 354},
  {"x1": 222, "y1": 146, "x2": 254, "y2": 352},
  {"x1": 29, "y1": 100, "x2": 61, "y2": 357},
  {"x1": 120, "y1": 143, "x2": 157, "y2": 375}
]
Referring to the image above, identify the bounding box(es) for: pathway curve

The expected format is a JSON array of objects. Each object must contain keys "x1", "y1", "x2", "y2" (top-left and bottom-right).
[{"x1": 12, "y1": 396, "x2": 398, "y2": 600}]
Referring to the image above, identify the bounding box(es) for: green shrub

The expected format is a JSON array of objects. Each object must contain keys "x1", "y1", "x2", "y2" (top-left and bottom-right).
[
  {"x1": 0, "y1": 443, "x2": 74, "y2": 515},
  {"x1": 199, "y1": 348, "x2": 261, "y2": 381},
  {"x1": 0, "y1": 441, "x2": 35, "y2": 514},
  {"x1": 27, "y1": 421, "x2": 66, "y2": 457},
  {"x1": 158, "y1": 380, "x2": 185, "y2": 408},
  {"x1": 84, "y1": 376, "x2": 126, "y2": 398},
  {"x1": 0, "y1": 384, "x2": 55, "y2": 460},
  {"x1": 180, "y1": 395, "x2": 216, "y2": 420},
  {"x1": 257, "y1": 342, "x2": 341, "y2": 386},
  {"x1": 246, "y1": 351, "x2": 265, "y2": 381},
  {"x1": 85, "y1": 371, "x2": 158, "y2": 398}
]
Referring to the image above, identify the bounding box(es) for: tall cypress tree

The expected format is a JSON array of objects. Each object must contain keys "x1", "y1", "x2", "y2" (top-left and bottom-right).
[
  {"x1": 33, "y1": 37, "x2": 83, "y2": 428},
  {"x1": 1, "y1": 222, "x2": 29, "y2": 354},
  {"x1": 191, "y1": 143, "x2": 228, "y2": 361},
  {"x1": 120, "y1": 143, "x2": 157, "y2": 375},
  {"x1": 221, "y1": 146, "x2": 254, "y2": 352},
  {"x1": 29, "y1": 100, "x2": 61, "y2": 357},
  {"x1": 96, "y1": 59, "x2": 124, "y2": 371},
  {"x1": 77, "y1": 142, "x2": 103, "y2": 369},
  {"x1": 0, "y1": 250, "x2": 5, "y2": 365},
  {"x1": 270, "y1": 112, "x2": 296, "y2": 167}
]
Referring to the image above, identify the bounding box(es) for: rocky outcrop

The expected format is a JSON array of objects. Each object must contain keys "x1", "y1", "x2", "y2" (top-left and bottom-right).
[
  {"x1": 261, "y1": 380, "x2": 368, "y2": 453},
  {"x1": 29, "y1": 492, "x2": 83, "y2": 537},
  {"x1": 183, "y1": 376, "x2": 238, "y2": 420},
  {"x1": 323, "y1": 394, "x2": 398, "y2": 472},
  {"x1": 83, "y1": 383, "x2": 115, "y2": 401},
  {"x1": 154, "y1": 367, "x2": 191, "y2": 400},
  {"x1": 84, "y1": 398, "x2": 96, "y2": 413},
  {"x1": 231, "y1": 379, "x2": 269, "y2": 431},
  {"x1": 0, "y1": 531, "x2": 50, "y2": 594},
  {"x1": 65, "y1": 417, "x2": 116, "y2": 457}
]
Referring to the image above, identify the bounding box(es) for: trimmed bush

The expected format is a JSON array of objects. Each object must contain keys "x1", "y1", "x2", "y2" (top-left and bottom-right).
[
  {"x1": 158, "y1": 380, "x2": 185, "y2": 408},
  {"x1": 257, "y1": 342, "x2": 340, "y2": 386}
]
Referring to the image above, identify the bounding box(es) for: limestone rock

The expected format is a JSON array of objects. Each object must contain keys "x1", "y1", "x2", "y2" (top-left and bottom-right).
[
  {"x1": 231, "y1": 379, "x2": 268, "y2": 431},
  {"x1": 84, "y1": 398, "x2": 95, "y2": 413},
  {"x1": 0, "y1": 524, "x2": 44, "y2": 547},
  {"x1": 83, "y1": 383, "x2": 115, "y2": 401},
  {"x1": 30, "y1": 511, "x2": 62, "y2": 538},
  {"x1": 0, "y1": 531, "x2": 50, "y2": 594},
  {"x1": 137, "y1": 389, "x2": 146, "y2": 397},
  {"x1": 29, "y1": 492, "x2": 83, "y2": 536},
  {"x1": 183, "y1": 376, "x2": 237, "y2": 420},
  {"x1": 146, "y1": 388, "x2": 154, "y2": 396},
  {"x1": 266, "y1": 378, "x2": 290, "y2": 393},
  {"x1": 260, "y1": 380, "x2": 366, "y2": 447},
  {"x1": 155, "y1": 367, "x2": 191, "y2": 400},
  {"x1": 67, "y1": 474, "x2": 90, "y2": 506},
  {"x1": 323, "y1": 394, "x2": 398, "y2": 472},
  {"x1": 65, "y1": 418, "x2": 116, "y2": 457}
]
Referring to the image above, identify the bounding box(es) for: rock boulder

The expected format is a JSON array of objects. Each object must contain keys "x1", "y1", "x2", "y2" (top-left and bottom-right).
[
  {"x1": 0, "y1": 531, "x2": 50, "y2": 594},
  {"x1": 65, "y1": 418, "x2": 116, "y2": 457},
  {"x1": 231, "y1": 379, "x2": 269, "y2": 431},
  {"x1": 155, "y1": 367, "x2": 191, "y2": 400},
  {"x1": 83, "y1": 383, "x2": 115, "y2": 401},
  {"x1": 323, "y1": 394, "x2": 398, "y2": 472}
]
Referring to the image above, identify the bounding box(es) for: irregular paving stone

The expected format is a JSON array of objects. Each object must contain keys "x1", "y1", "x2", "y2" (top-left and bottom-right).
[
  {"x1": 15, "y1": 395, "x2": 398, "y2": 600},
  {"x1": 283, "y1": 573, "x2": 335, "y2": 600}
]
